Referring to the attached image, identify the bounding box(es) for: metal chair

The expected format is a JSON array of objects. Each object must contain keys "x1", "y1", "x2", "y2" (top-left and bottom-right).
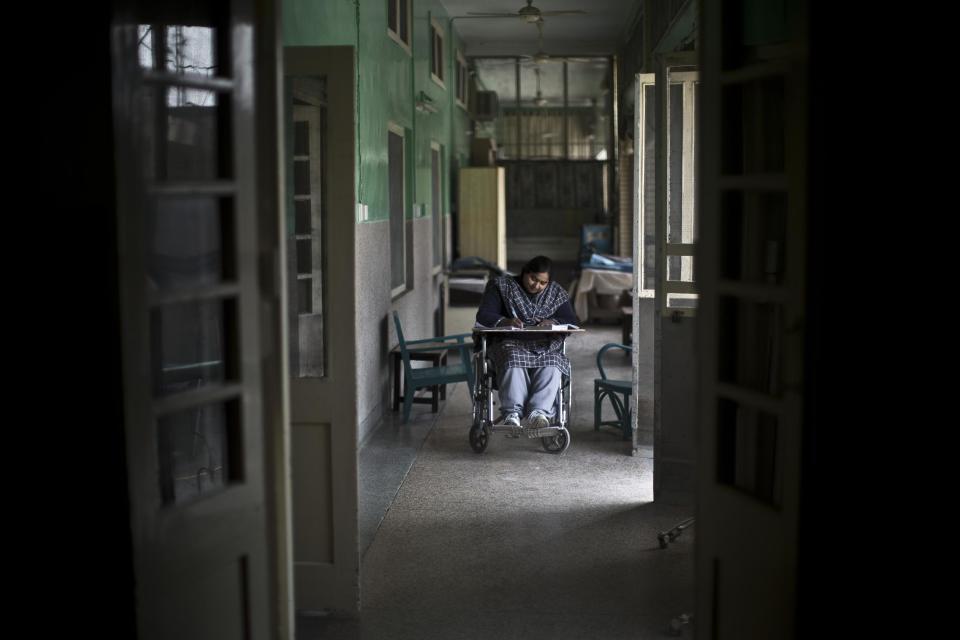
[
  {"x1": 593, "y1": 342, "x2": 633, "y2": 440},
  {"x1": 392, "y1": 311, "x2": 474, "y2": 423}
]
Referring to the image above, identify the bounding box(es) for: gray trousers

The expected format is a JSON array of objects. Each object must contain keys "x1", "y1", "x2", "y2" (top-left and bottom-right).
[{"x1": 498, "y1": 366, "x2": 561, "y2": 418}]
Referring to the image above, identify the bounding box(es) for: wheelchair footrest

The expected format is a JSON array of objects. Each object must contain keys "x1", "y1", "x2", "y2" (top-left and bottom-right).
[
  {"x1": 526, "y1": 426, "x2": 564, "y2": 439},
  {"x1": 489, "y1": 424, "x2": 564, "y2": 439},
  {"x1": 490, "y1": 424, "x2": 523, "y2": 438}
]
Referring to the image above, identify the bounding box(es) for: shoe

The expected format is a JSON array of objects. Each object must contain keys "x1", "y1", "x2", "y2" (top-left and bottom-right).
[
  {"x1": 526, "y1": 410, "x2": 549, "y2": 430},
  {"x1": 503, "y1": 412, "x2": 521, "y2": 427}
]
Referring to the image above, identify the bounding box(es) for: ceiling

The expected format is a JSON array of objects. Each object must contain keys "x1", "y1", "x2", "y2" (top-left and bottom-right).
[{"x1": 439, "y1": 0, "x2": 642, "y2": 58}]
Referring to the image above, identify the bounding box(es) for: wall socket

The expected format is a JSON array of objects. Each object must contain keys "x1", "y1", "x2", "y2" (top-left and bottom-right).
[{"x1": 356, "y1": 202, "x2": 369, "y2": 221}]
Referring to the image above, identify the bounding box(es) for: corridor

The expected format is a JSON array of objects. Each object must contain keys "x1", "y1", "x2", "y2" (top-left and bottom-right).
[{"x1": 299, "y1": 325, "x2": 694, "y2": 639}]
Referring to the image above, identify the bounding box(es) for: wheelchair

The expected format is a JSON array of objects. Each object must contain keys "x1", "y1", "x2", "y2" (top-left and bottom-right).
[{"x1": 468, "y1": 330, "x2": 573, "y2": 454}]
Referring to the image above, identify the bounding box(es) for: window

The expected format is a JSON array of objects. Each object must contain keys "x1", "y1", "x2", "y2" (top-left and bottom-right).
[
  {"x1": 431, "y1": 142, "x2": 443, "y2": 271},
  {"x1": 636, "y1": 74, "x2": 656, "y2": 297},
  {"x1": 388, "y1": 122, "x2": 407, "y2": 295},
  {"x1": 662, "y1": 70, "x2": 699, "y2": 314},
  {"x1": 455, "y1": 50, "x2": 468, "y2": 108},
  {"x1": 387, "y1": 0, "x2": 411, "y2": 53},
  {"x1": 473, "y1": 57, "x2": 611, "y2": 160},
  {"x1": 430, "y1": 17, "x2": 445, "y2": 88},
  {"x1": 288, "y1": 77, "x2": 327, "y2": 378}
]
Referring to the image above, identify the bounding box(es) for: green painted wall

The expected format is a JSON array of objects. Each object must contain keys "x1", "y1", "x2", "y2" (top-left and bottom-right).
[
  {"x1": 284, "y1": 0, "x2": 357, "y2": 46},
  {"x1": 283, "y1": 0, "x2": 472, "y2": 224}
]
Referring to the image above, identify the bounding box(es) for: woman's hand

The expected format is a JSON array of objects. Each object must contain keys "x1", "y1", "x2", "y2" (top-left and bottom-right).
[
  {"x1": 498, "y1": 317, "x2": 523, "y2": 328},
  {"x1": 536, "y1": 318, "x2": 554, "y2": 328}
]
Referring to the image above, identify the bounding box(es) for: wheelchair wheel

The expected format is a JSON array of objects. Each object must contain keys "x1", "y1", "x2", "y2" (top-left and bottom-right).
[
  {"x1": 469, "y1": 424, "x2": 490, "y2": 453},
  {"x1": 541, "y1": 427, "x2": 570, "y2": 454}
]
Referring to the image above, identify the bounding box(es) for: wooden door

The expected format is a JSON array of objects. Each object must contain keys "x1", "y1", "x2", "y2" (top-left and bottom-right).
[
  {"x1": 284, "y1": 46, "x2": 360, "y2": 614},
  {"x1": 111, "y1": 0, "x2": 278, "y2": 636},
  {"x1": 696, "y1": 2, "x2": 807, "y2": 636}
]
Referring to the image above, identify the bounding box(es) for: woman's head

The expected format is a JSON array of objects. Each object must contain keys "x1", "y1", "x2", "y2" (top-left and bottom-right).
[{"x1": 520, "y1": 255, "x2": 552, "y2": 295}]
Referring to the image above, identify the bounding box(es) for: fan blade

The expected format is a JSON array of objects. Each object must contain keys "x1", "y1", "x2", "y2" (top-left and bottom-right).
[
  {"x1": 540, "y1": 10, "x2": 587, "y2": 16},
  {"x1": 465, "y1": 12, "x2": 523, "y2": 17}
]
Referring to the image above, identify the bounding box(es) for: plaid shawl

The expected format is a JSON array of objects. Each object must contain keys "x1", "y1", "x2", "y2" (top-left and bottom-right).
[{"x1": 489, "y1": 276, "x2": 571, "y2": 376}]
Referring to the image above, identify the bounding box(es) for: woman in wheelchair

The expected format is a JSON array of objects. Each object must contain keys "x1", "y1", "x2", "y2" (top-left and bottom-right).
[{"x1": 475, "y1": 255, "x2": 579, "y2": 430}]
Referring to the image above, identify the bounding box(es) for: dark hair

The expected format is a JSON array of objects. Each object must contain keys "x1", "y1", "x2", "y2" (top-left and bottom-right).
[{"x1": 521, "y1": 255, "x2": 552, "y2": 276}]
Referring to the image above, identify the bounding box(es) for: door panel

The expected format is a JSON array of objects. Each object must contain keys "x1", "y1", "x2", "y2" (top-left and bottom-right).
[
  {"x1": 654, "y1": 54, "x2": 699, "y2": 504},
  {"x1": 284, "y1": 46, "x2": 360, "y2": 614},
  {"x1": 697, "y1": 2, "x2": 806, "y2": 636},
  {"x1": 111, "y1": 0, "x2": 276, "y2": 637}
]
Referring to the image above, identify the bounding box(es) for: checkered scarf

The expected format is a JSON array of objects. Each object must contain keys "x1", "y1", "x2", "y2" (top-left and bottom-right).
[{"x1": 489, "y1": 276, "x2": 571, "y2": 376}]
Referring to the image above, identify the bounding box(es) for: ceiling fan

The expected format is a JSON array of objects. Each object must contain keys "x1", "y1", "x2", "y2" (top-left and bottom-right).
[{"x1": 465, "y1": 1, "x2": 586, "y2": 24}]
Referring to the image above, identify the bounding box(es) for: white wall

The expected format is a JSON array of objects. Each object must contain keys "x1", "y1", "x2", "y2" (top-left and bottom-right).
[{"x1": 355, "y1": 216, "x2": 438, "y2": 445}]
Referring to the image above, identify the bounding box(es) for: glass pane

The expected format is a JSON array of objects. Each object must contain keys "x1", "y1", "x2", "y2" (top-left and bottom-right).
[
  {"x1": 158, "y1": 398, "x2": 240, "y2": 505},
  {"x1": 717, "y1": 296, "x2": 785, "y2": 395},
  {"x1": 721, "y1": 0, "x2": 789, "y2": 71},
  {"x1": 511, "y1": 62, "x2": 563, "y2": 159},
  {"x1": 399, "y1": 0, "x2": 408, "y2": 43},
  {"x1": 294, "y1": 121, "x2": 310, "y2": 156},
  {"x1": 152, "y1": 298, "x2": 237, "y2": 396},
  {"x1": 668, "y1": 83, "x2": 685, "y2": 258},
  {"x1": 294, "y1": 160, "x2": 311, "y2": 195},
  {"x1": 165, "y1": 87, "x2": 224, "y2": 181},
  {"x1": 295, "y1": 200, "x2": 311, "y2": 235},
  {"x1": 666, "y1": 293, "x2": 698, "y2": 309},
  {"x1": 473, "y1": 58, "x2": 516, "y2": 155},
  {"x1": 148, "y1": 197, "x2": 232, "y2": 291},
  {"x1": 717, "y1": 398, "x2": 779, "y2": 506},
  {"x1": 297, "y1": 279, "x2": 313, "y2": 314},
  {"x1": 165, "y1": 26, "x2": 218, "y2": 77},
  {"x1": 138, "y1": 85, "x2": 159, "y2": 179},
  {"x1": 666, "y1": 256, "x2": 695, "y2": 283},
  {"x1": 138, "y1": 25, "x2": 156, "y2": 69},
  {"x1": 720, "y1": 192, "x2": 787, "y2": 284},
  {"x1": 288, "y1": 80, "x2": 327, "y2": 378},
  {"x1": 721, "y1": 77, "x2": 785, "y2": 175},
  {"x1": 432, "y1": 148, "x2": 442, "y2": 267},
  {"x1": 667, "y1": 79, "x2": 696, "y2": 287},
  {"x1": 296, "y1": 239, "x2": 312, "y2": 274},
  {"x1": 297, "y1": 310, "x2": 324, "y2": 377},
  {"x1": 432, "y1": 29, "x2": 443, "y2": 79},
  {"x1": 641, "y1": 83, "x2": 656, "y2": 291},
  {"x1": 389, "y1": 130, "x2": 405, "y2": 290},
  {"x1": 567, "y1": 58, "x2": 610, "y2": 160},
  {"x1": 388, "y1": 0, "x2": 398, "y2": 34},
  {"x1": 455, "y1": 60, "x2": 463, "y2": 102}
]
